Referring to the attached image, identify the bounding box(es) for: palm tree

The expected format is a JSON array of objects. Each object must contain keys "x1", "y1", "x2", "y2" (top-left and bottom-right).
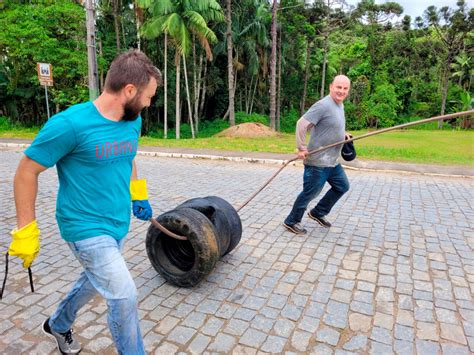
[
  {"x1": 141, "y1": 0, "x2": 223, "y2": 139},
  {"x1": 451, "y1": 52, "x2": 472, "y2": 91},
  {"x1": 215, "y1": 0, "x2": 270, "y2": 116}
]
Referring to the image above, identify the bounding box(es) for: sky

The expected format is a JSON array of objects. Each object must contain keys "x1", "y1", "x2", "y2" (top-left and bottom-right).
[{"x1": 344, "y1": 0, "x2": 463, "y2": 19}]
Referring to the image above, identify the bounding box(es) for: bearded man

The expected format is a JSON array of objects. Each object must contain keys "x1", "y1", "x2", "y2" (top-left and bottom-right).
[{"x1": 9, "y1": 50, "x2": 161, "y2": 354}]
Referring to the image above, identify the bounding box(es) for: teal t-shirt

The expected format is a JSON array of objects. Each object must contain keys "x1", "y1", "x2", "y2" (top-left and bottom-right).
[{"x1": 25, "y1": 101, "x2": 141, "y2": 242}]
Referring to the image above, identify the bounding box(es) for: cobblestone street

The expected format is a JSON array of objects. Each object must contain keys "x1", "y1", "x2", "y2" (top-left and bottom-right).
[{"x1": 1, "y1": 149, "x2": 473, "y2": 354}]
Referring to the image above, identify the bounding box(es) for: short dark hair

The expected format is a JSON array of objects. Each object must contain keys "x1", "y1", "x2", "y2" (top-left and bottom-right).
[{"x1": 104, "y1": 50, "x2": 162, "y2": 93}]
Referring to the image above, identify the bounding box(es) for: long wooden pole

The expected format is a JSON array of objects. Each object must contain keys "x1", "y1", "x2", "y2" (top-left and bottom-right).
[
  {"x1": 309, "y1": 110, "x2": 474, "y2": 155},
  {"x1": 237, "y1": 110, "x2": 474, "y2": 212}
]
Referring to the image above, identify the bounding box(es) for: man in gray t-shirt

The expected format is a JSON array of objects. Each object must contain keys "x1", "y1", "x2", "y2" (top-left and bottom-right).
[{"x1": 283, "y1": 75, "x2": 351, "y2": 235}]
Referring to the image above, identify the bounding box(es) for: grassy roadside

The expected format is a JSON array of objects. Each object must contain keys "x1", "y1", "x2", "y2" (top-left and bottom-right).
[{"x1": 1, "y1": 128, "x2": 473, "y2": 166}]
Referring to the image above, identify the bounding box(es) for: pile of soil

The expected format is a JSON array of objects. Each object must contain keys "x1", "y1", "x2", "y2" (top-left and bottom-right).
[{"x1": 215, "y1": 122, "x2": 281, "y2": 138}]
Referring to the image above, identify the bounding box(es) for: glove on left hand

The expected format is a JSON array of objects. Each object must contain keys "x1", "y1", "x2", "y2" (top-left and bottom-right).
[
  {"x1": 130, "y1": 179, "x2": 153, "y2": 221},
  {"x1": 132, "y1": 200, "x2": 153, "y2": 221}
]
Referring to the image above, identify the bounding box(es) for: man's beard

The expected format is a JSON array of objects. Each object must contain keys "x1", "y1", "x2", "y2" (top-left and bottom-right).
[{"x1": 122, "y1": 95, "x2": 143, "y2": 121}]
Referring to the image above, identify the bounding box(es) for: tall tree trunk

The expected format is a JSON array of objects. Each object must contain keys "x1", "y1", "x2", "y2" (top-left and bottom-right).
[
  {"x1": 199, "y1": 61, "x2": 207, "y2": 117},
  {"x1": 85, "y1": 0, "x2": 99, "y2": 100},
  {"x1": 300, "y1": 38, "x2": 311, "y2": 115},
  {"x1": 164, "y1": 33, "x2": 168, "y2": 138},
  {"x1": 246, "y1": 76, "x2": 254, "y2": 114},
  {"x1": 194, "y1": 54, "x2": 203, "y2": 132},
  {"x1": 176, "y1": 55, "x2": 181, "y2": 139},
  {"x1": 99, "y1": 39, "x2": 104, "y2": 91},
  {"x1": 320, "y1": 31, "x2": 329, "y2": 99},
  {"x1": 226, "y1": 0, "x2": 235, "y2": 126},
  {"x1": 250, "y1": 74, "x2": 259, "y2": 114},
  {"x1": 134, "y1": 2, "x2": 141, "y2": 50},
  {"x1": 182, "y1": 54, "x2": 195, "y2": 139},
  {"x1": 192, "y1": 38, "x2": 199, "y2": 133},
  {"x1": 269, "y1": 0, "x2": 278, "y2": 130},
  {"x1": 276, "y1": 26, "x2": 282, "y2": 131},
  {"x1": 438, "y1": 56, "x2": 451, "y2": 128},
  {"x1": 112, "y1": 0, "x2": 121, "y2": 51}
]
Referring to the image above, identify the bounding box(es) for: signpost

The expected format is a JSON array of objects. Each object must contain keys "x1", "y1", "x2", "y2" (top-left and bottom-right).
[{"x1": 36, "y1": 63, "x2": 53, "y2": 119}]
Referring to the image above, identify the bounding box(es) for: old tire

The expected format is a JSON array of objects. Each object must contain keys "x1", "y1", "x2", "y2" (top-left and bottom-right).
[
  {"x1": 176, "y1": 197, "x2": 231, "y2": 257},
  {"x1": 205, "y1": 196, "x2": 242, "y2": 255},
  {"x1": 146, "y1": 207, "x2": 219, "y2": 287}
]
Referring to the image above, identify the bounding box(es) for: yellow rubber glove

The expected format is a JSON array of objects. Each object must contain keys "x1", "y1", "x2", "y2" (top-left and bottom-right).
[
  {"x1": 130, "y1": 179, "x2": 149, "y2": 200},
  {"x1": 9, "y1": 220, "x2": 40, "y2": 269}
]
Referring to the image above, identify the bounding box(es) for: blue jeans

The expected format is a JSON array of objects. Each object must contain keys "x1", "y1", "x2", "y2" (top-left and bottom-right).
[
  {"x1": 285, "y1": 164, "x2": 349, "y2": 225},
  {"x1": 49, "y1": 236, "x2": 145, "y2": 355}
]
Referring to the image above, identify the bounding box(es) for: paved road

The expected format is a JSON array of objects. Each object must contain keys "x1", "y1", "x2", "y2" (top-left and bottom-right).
[{"x1": 0, "y1": 149, "x2": 473, "y2": 354}]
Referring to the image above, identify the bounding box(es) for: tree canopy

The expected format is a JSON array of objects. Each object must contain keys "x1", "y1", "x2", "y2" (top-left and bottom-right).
[{"x1": 0, "y1": 0, "x2": 472, "y2": 133}]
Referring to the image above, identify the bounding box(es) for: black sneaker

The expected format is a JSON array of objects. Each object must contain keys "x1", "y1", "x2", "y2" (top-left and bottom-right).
[
  {"x1": 42, "y1": 318, "x2": 82, "y2": 354},
  {"x1": 307, "y1": 211, "x2": 331, "y2": 228},
  {"x1": 283, "y1": 222, "x2": 307, "y2": 235}
]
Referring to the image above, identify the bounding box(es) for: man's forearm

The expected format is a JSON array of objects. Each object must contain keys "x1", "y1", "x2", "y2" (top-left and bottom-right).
[
  {"x1": 131, "y1": 160, "x2": 138, "y2": 180},
  {"x1": 296, "y1": 117, "x2": 312, "y2": 151},
  {"x1": 14, "y1": 169, "x2": 39, "y2": 229}
]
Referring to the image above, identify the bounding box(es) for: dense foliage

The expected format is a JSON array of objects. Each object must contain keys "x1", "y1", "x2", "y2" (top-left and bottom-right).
[{"x1": 0, "y1": 0, "x2": 472, "y2": 135}]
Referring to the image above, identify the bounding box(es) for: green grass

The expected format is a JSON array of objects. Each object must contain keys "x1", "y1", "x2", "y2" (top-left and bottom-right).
[
  {"x1": 1, "y1": 125, "x2": 472, "y2": 166},
  {"x1": 0, "y1": 127, "x2": 39, "y2": 139}
]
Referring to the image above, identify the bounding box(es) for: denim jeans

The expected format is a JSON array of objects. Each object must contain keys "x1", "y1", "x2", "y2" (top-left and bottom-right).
[
  {"x1": 284, "y1": 164, "x2": 349, "y2": 225},
  {"x1": 49, "y1": 235, "x2": 145, "y2": 355}
]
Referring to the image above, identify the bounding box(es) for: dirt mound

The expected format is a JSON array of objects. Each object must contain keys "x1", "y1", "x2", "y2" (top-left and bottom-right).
[{"x1": 215, "y1": 122, "x2": 281, "y2": 138}]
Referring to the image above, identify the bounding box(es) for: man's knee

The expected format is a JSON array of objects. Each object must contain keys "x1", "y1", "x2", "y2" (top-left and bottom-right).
[
  {"x1": 107, "y1": 286, "x2": 138, "y2": 315},
  {"x1": 335, "y1": 180, "x2": 350, "y2": 194}
]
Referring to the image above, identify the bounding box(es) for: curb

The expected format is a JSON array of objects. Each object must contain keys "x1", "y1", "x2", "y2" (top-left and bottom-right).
[{"x1": 1, "y1": 142, "x2": 472, "y2": 178}]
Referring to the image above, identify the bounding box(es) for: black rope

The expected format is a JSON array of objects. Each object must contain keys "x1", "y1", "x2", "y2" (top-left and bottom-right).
[
  {"x1": 0, "y1": 253, "x2": 35, "y2": 300},
  {"x1": 0, "y1": 253, "x2": 8, "y2": 300}
]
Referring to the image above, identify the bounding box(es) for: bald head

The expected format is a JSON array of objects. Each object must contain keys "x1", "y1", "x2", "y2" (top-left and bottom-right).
[
  {"x1": 329, "y1": 75, "x2": 351, "y2": 104},
  {"x1": 332, "y1": 75, "x2": 350, "y2": 85}
]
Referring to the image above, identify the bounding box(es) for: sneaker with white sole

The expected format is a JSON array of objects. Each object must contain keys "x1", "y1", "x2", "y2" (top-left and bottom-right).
[
  {"x1": 42, "y1": 318, "x2": 82, "y2": 354},
  {"x1": 283, "y1": 222, "x2": 307, "y2": 235}
]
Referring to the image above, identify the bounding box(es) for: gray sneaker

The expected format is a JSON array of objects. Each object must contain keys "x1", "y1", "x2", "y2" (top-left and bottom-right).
[
  {"x1": 42, "y1": 318, "x2": 82, "y2": 354},
  {"x1": 283, "y1": 222, "x2": 307, "y2": 235}
]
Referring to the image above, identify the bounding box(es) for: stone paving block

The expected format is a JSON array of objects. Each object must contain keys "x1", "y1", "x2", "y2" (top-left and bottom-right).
[
  {"x1": 440, "y1": 323, "x2": 467, "y2": 345},
  {"x1": 370, "y1": 341, "x2": 393, "y2": 354},
  {"x1": 417, "y1": 321, "x2": 439, "y2": 341},
  {"x1": 201, "y1": 316, "x2": 224, "y2": 337},
  {"x1": 153, "y1": 341, "x2": 179, "y2": 354},
  {"x1": 239, "y1": 328, "x2": 267, "y2": 347},
  {"x1": 394, "y1": 339, "x2": 413, "y2": 354},
  {"x1": 281, "y1": 304, "x2": 303, "y2": 321},
  {"x1": 312, "y1": 343, "x2": 334, "y2": 354},
  {"x1": 273, "y1": 318, "x2": 296, "y2": 338},
  {"x1": 416, "y1": 339, "x2": 440, "y2": 355},
  {"x1": 291, "y1": 330, "x2": 312, "y2": 352},
  {"x1": 143, "y1": 332, "x2": 164, "y2": 353},
  {"x1": 224, "y1": 319, "x2": 249, "y2": 336},
  {"x1": 343, "y1": 335, "x2": 367, "y2": 351},
  {"x1": 261, "y1": 335, "x2": 287, "y2": 353},
  {"x1": 316, "y1": 326, "x2": 340, "y2": 346},
  {"x1": 167, "y1": 326, "x2": 196, "y2": 345},
  {"x1": 441, "y1": 343, "x2": 470, "y2": 355},
  {"x1": 182, "y1": 311, "x2": 207, "y2": 329},
  {"x1": 349, "y1": 313, "x2": 372, "y2": 332},
  {"x1": 188, "y1": 333, "x2": 211, "y2": 353},
  {"x1": 370, "y1": 326, "x2": 392, "y2": 345},
  {"x1": 87, "y1": 336, "x2": 114, "y2": 353}
]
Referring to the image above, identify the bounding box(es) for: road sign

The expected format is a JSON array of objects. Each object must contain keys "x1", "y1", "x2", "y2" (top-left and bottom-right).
[{"x1": 37, "y1": 63, "x2": 53, "y2": 86}]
